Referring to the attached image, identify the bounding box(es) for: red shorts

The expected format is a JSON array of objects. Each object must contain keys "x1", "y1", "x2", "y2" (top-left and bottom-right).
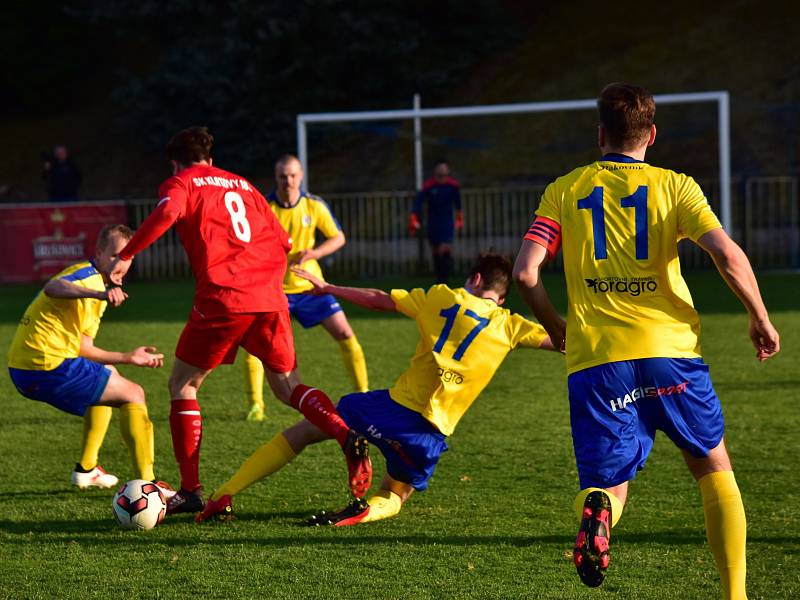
[{"x1": 175, "y1": 308, "x2": 297, "y2": 372}]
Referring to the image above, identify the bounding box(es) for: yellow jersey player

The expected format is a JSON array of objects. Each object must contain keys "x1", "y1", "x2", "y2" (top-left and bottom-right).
[
  {"x1": 241, "y1": 154, "x2": 368, "y2": 421},
  {"x1": 7, "y1": 225, "x2": 169, "y2": 491},
  {"x1": 196, "y1": 253, "x2": 558, "y2": 524},
  {"x1": 513, "y1": 83, "x2": 780, "y2": 597}
]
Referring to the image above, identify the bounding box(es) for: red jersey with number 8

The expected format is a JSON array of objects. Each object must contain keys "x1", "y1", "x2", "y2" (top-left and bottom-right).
[{"x1": 119, "y1": 165, "x2": 291, "y2": 315}]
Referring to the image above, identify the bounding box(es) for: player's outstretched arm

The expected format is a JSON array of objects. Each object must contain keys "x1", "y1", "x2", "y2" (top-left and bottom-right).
[
  {"x1": 79, "y1": 335, "x2": 164, "y2": 368},
  {"x1": 292, "y1": 267, "x2": 396, "y2": 312},
  {"x1": 697, "y1": 228, "x2": 780, "y2": 361},
  {"x1": 44, "y1": 278, "x2": 129, "y2": 307},
  {"x1": 513, "y1": 239, "x2": 566, "y2": 350}
]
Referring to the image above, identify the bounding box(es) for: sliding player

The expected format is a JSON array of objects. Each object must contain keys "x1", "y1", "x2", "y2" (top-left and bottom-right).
[
  {"x1": 7, "y1": 225, "x2": 166, "y2": 489},
  {"x1": 241, "y1": 154, "x2": 367, "y2": 422},
  {"x1": 196, "y1": 254, "x2": 557, "y2": 525},
  {"x1": 513, "y1": 83, "x2": 779, "y2": 597},
  {"x1": 109, "y1": 127, "x2": 371, "y2": 514}
]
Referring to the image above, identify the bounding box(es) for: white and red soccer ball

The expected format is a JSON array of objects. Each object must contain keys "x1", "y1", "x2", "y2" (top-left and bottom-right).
[{"x1": 112, "y1": 479, "x2": 166, "y2": 530}]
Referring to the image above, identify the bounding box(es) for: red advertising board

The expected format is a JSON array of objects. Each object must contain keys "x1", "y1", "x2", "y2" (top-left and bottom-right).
[{"x1": 0, "y1": 202, "x2": 129, "y2": 283}]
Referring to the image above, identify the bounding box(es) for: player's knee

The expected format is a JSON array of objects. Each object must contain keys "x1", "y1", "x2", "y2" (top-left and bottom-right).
[
  {"x1": 124, "y1": 382, "x2": 146, "y2": 405},
  {"x1": 168, "y1": 373, "x2": 193, "y2": 398},
  {"x1": 333, "y1": 326, "x2": 354, "y2": 341}
]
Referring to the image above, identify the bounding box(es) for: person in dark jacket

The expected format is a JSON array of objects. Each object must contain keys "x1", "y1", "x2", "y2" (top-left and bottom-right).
[
  {"x1": 408, "y1": 160, "x2": 463, "y2": 283},
  {"x1": 43, "y1": 145, "x2": 82, "y2": 202}
]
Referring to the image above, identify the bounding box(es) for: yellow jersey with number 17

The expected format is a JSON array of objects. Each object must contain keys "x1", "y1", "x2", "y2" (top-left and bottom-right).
[
  {"x1": 388, "y1": 284, "x2": 548, "y2": 436},
  {"x1": 268, "y1": 191, "x2": 342, "y2": 294},
  {"x1": 527, "y1": 155, "x2": 721, "y2": 375},
  {"x1": 7, "y1": 261, "x2": 107, "y2": 371}
]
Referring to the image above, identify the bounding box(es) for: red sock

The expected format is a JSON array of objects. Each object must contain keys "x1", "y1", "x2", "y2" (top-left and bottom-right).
[
  {"x1": 169, "y1": 399, "x2": 202, "y2": 492},
  {"x1": 289, "y1": 385, "x2": 349, "y2": 446}
]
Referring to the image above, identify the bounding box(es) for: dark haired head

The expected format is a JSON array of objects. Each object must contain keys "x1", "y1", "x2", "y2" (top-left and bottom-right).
[
  {"x1": 468, "y1": 252, "x2": 513, "y2": 298},
  {"x1": 166, "y1": 126, "x2": 214, "y2": 165},
  {"x1": 597, "y1": 83, "x2": 655, "y2": 150}
]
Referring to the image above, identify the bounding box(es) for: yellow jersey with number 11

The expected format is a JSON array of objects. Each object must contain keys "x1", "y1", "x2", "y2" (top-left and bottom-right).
[
  {"x1": 528, "y1": 155, "x2": 721, "y2": 375},
  {"x1": 389, "y1": 284, "x2": 548, "y2": 436}
]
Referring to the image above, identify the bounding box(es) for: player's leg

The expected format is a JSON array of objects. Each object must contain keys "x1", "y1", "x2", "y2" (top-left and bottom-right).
[
  {"x1": 568, "y1": 361, "x2": 648, "y2": 587},
  {"x1": 166, "y1": 358, "x2": 213, "y2": 511},
  {"x1": 72, "y1": 404, "x2": 117, "y2": 488},
  {"x1": 242, "y1": 350, "x2": 265, "y2": 421},
  {"x1": 646, "y1": 357, "x2": 744, "y2": 600},
  {"x1": 430, "y1": 241, "x2": 453, "y2": 284},
  {"x1": 168, "y1": 311, "x2": 253, "y2": 512},
  {"x1": 196, "y1": 419, "x2": 330, "y2": 522},
  {"x1": 686, "y1": 441, "x2": 746, "y2": 600},
  {"x1": 243, "y1": 310, "x2": 371, "y2": 497},
  {"x1": 94, "y1": 367, "x2": 156, "y2": 482},
  {"x1": 264, "y1": 368, "x2": 371, "y2": 497},
  {"x1": 319, "y1": 311, "x2": 368, "y2": 393}
]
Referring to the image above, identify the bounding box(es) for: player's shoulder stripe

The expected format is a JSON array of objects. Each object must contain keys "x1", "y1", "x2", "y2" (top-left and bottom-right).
[
  {"x1": 59, "y1": 261, "x2": 99, "y2": 282},
  {"x1": 306, "y1": 193, "x2": 342, "y2": 230}
]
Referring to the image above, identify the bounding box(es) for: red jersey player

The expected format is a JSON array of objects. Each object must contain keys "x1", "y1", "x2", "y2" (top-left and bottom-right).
[{"x1": 108, "y1": 127, "x2": 371, "y2": 514}]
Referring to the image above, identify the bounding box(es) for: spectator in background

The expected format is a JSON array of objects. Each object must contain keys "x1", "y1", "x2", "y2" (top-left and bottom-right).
[
  {"x1": 42, "y1": 145, "x2": 82, "y2": 202},
  {"x1": 408, "y1": 159, "x2": 463, "y2": 283}
]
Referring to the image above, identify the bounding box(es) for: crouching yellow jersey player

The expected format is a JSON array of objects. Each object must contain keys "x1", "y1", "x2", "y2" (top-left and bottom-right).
[
  {"x1": 7, "y1": 225, "x2": 168, "y2": 491},
  {"x1": 196, "y1": 253, "x2": 558, "y2": 525}
]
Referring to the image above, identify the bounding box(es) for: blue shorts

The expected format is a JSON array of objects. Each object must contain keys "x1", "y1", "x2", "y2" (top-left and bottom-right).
[
  {"x1": 8, "y1": 357, "x2": 112, "y2": 417},
  {"x1": 568, "y1": 357, "x2": 724, "y2": 489},
  {"x1": 287, "y1": 293, "x2": 342, "y2": 328},
  {"x1": 337, "y1": 389, "x2": 448, "y2": 491}
]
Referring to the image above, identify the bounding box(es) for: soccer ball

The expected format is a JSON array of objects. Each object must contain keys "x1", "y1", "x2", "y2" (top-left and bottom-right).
[{"x1": 112, "y1": 479, "x2": 166, "y2": 530}]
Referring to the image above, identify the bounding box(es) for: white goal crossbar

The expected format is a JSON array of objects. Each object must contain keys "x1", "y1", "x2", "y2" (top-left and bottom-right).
[{"x1": 297, "y1": 91, "x2": 731, "y2": 232}]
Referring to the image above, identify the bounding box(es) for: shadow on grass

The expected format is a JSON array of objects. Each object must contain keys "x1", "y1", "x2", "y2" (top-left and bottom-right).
[{"x1": 2, "y1": 516, "x2": 794, "y2": 550}]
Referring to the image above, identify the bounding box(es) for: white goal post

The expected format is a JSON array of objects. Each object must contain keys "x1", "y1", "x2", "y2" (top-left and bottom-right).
[{"x1": 296, "y1": 91, "x2": 732, "y2": 232}]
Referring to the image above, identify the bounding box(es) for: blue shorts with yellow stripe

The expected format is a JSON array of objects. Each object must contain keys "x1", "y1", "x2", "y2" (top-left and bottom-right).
[
  {"x1": 337, "y1": 389, "x2": 448, "y2": 491},
  {"x1": 287, "y1": 293, "x2": 342, "y2": 328},
  {"x1": 568, "y1": 357, "x2": 724, "y2": 489},
  {"x1": 8, "y1": 357, "x2": 111, "y2": 417}
]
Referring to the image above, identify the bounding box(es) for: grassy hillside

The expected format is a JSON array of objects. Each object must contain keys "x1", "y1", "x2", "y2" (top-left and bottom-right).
[{"x1": 3, "y1": 2, "x2": 798, "y2": 200}]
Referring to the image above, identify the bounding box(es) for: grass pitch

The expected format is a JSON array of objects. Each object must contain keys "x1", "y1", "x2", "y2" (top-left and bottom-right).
[{"x1": 0, "y1": 273, "x2": 798, "y2": 599}]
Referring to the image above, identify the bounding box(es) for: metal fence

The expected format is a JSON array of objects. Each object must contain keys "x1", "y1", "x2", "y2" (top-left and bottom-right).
[{"x1": 127, "y1": 176, "x2": 799, "y2": 280}]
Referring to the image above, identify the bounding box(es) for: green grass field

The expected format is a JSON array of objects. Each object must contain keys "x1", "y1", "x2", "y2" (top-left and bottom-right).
[{"x1": 0, "y1": 273, "x2": 797, "y2": 599}]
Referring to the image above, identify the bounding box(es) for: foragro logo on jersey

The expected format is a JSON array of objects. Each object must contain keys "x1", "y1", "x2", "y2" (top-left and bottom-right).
[
  {"x1": 608, "y1": 381, "x2": 688, "y2": 412},
  {"x1": 585, "y1": 276, "x2": 658, "y2": 296},
  {"x1": 438, "y1": 367, "x2": 464, "y2": 384}
]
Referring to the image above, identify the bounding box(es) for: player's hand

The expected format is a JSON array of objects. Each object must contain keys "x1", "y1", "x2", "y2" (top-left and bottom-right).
[
  {"x1": 105, "y1": 256, "x2": 132, "y2": 286},
  {"x1": 290, "y1": 249, "x2": 318, "y2": 266},
  {"x1": 748, "y1": 315, "x2": 780, "y2": 361},
  {"x1": 408, "y1": 214, "x2": 421, "y2": 236},
  {"x1": 455, "y1": 210, "x2": 464, "y2": 232},
  {"x1": 127, "y1": 346, "x2": 164, "y2": 368},
  {"x1": 291, "y1": 266, "x2": 328, "y2": 295},
  {"x1": 105, "y1": 286, "x2": 129, "y2": 307}
]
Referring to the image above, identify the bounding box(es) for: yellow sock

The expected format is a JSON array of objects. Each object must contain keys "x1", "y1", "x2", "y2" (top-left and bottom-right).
[
  {"x1": 78, "y1": 405, "x2": 113, "y2": 470},
  {"x1": 339, "y1": 336, "x2": 368, "y2": 392},
  {"x1": 212, "y1": 433, "x2": 297, "y2": 500},
  {"x1": 119, "y1": 403, "x2": 155, "y2": 481},
  {"x1": 573, "y1": 487, "x2": 624, "y2": 527},
  {"x1": 699, "y1": 471, "x2": 747, "y2": 600},
  {"x1": 243, "y1": 351, "x2": 265, "y2": 413},
  {"x1": 361, "y1": 489, "x2": 402, "y2": 523}
]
